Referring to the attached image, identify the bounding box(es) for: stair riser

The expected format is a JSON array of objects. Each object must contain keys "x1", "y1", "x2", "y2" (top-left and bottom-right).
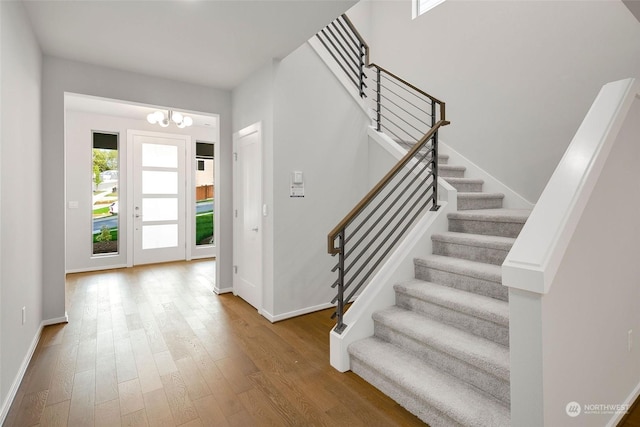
[
  {"x1": 395, "y1": 293, "x2": 509, "y2": 346},
  {"x1": 414, "y1": 264, "x2": 508, "y2": 301},
  {"x1": 350, "y1": 357, "x2": 461, "y2": 427},
  {"x1": 374, "y1": 323, "x2": 510, "y2": 405},
  {"x1": 439, "y1": 168, "x2": 465, "y2": 178},
  {"x1": 457, "y1": 196, "x2": 503, "y2": 210},
  {"x1": 432, "y1": 240, "x2": 511, "y2": 266},
  {"x1": 448, "y1": 218, "x2": 525, "y2": 238},
  {"x1": 447, "y1": 181, "x2": 483, "y2": 192}
]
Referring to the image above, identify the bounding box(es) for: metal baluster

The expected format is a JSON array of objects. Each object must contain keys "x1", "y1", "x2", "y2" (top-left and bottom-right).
[
  {"x1": 376, "y1": 68, "x2": 381, "y2": 132},
  {"x1": 431, "y1": 127, "x2": 440, "y2": 211},
  {"x1": 335, "y1": 230, "x2": 347, "y2": 334},
  {"x1": 358, "y1": 44, "x2": 365, "y2": 98}
]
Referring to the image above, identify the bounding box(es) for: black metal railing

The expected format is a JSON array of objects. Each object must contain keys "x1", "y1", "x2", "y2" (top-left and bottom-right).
[{"x1": 319, "y1": 14, "x2": 450, "y2": 334}]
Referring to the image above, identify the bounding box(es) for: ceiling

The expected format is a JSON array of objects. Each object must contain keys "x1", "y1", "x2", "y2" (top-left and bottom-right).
[{"x1": 23, "y1": 0, "x2": 358, "y2": 90}]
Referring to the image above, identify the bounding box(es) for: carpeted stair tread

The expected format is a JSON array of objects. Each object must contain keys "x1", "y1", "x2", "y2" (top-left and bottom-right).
[
  {"x1": 415, "y1": 255, "x2": 502, "y2": 283},
  {"x1": 373, "y1": 306, "x2": 509, "y2": 381},
  {"x1": 440, "y1": 165, "x2": 466, "y2": 178},
  {"x1": 443, "y1": 177, "x2": 484, "y2": 192},
  {"x1": 448, "y1": 209, "x2": 531, "y2": 223},
  {"x1": 457, "y1": 192, "x2": 504, "y2": 200},
  {"x1": 394, "y1": 279, "x2": 509, "y2": 327},
  {"x1": 443, "y1": 177, "x2": 483, "y2": 185},
  {"x1": 432, "y1": 232, "x2": 515, "y2": 265},
  {"x1": 457, "y1": 192, "x2": 505, "y2": 210},
  {"x1": 349, "y1": 337, "x2": 510, "y2": 426},
  {"x1": 432, "y1": 231, "x2": 515, "y2": 251}
]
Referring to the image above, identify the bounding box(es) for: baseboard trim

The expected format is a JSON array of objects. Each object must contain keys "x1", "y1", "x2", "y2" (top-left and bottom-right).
[
  {"x1": 213, "y1": 286, "x2": 233, "y2": 295},
  {"x1": 65, "y1": 264, "x2": 127, "y2": 274},
  {"x1": 0, "y1": 320, "x2": 47, "y2": 425},
  {"x1": 261, "y1": 302, "x2": 334, "y2": 323},
  {"x1": 43, "y1": 313, "x2": 69, "y2": 326}
]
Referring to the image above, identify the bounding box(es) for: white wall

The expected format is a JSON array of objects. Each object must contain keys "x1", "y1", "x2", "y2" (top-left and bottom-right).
[
  {"x1": 271, "y1": 43, "x2": 370, "y2": 318},
  {"x1": 65, "y1": 110, "x2": 217, "y2": 272},
  {"x1": 0, "y1": 0, "x2": 43, "y2": 417},
  {"x1": 42, "y1": 57, "x2": 233, "y2": 322},
  {"x1": 232, "y1": 43, "x2": 371, "y2": 320},
  {"x1": 232, "y1": 60, "x2": 277, "y2": 311},
  {"x1": 361, "y1": 0, "x2": 640, "y2": 203}
]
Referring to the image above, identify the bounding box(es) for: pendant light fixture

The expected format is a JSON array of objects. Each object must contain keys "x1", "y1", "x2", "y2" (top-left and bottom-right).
[{"x1": 147, "y1": 110, "x2": 193, "y2": 128}]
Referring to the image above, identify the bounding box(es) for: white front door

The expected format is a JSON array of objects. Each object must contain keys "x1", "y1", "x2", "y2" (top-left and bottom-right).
[
  {"x1": 233, "y1": 123, "x2": 263, "y2": 310},
  {"x1": 131, "y1": 131, "x2": 189, "y2": 265}
]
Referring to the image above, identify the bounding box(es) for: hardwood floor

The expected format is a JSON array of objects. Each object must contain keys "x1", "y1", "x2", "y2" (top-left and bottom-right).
[
  {"x1": 620, "y1": 396, "x2": 640, "y2": 427},
  {"x1": 3, "y1": 260, "x2": 425, "y2": 427}
]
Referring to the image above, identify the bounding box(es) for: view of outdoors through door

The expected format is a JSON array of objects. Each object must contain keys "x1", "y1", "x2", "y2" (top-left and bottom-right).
[
  {"x1": 92, "y1": 132, "x2": 119, "y2": 255},
  {"x1": 196, "y1": 142, "x2": 215, "y2": 246}
]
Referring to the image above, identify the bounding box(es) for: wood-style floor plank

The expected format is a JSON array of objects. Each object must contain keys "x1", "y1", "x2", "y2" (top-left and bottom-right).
[
  {"x1": 4, "y1": 260, "x2": 436, "y2": 427},
  {"x1": 39, "y1": 399, "x2": 70, "y2": 427}
]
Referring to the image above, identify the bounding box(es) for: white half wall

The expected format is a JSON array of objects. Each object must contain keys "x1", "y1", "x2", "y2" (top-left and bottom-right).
[
  {"x1": 42, "y1": 57, "x2": 233, "y2": 322},
  {"x1": 364, "y1": 0, "x2": 640, "y2": 203},
  {"x1": 504, "y1": 79, "x2": 640, "y2": 426},
  {"x1": 0, "y1": 0, "x2": 43, "y2": 420},
  {"x1": 540, "y1": 88, "x2": 640, "y2": 427}
]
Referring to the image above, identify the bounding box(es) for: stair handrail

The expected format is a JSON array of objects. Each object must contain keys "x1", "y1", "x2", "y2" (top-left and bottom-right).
[
  {"x1": 327, "y1": 122, "x2": 447, "y2": 254},
  {"x1": 318, "y1": 14, "x2": 450, "y2": 333}
]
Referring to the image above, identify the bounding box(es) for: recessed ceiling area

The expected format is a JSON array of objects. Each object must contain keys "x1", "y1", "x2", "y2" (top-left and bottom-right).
[
  {"x1": 65, "y1": 94, "x2": 219, "y2": 128},
  {"x1": 23, "y1": 0, "x2": 357, "y2": 90}
]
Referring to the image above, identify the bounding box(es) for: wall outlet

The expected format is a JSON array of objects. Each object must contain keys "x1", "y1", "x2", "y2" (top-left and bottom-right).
[
  {"x1": 22, "y1": 306, "x2": 26, "y2": 325},
  {"x1": 629, "y1": 329, "x2": 633, "y2": 352}
]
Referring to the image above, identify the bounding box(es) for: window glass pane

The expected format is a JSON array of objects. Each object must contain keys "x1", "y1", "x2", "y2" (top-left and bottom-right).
[
  {"x1": 142, "y1": 198, "x2": 178, "y2": 222},
  {"x1": 195, "y1": 142, "x2": 214, "y2": 246},
  {"x1": 142, "y1": 224, "x2": 178, "y2": 249},
  {"x1": 416, "y1": 0, "x2": 446, "y2": 18},
  {"x1": 92, "y1": 132, "x2": 119, "y2": 255},
  {"x1": 142, "y1": 143, "x2": 178, "y2": 168},
  {"x1": 143, "y1": 171, "x2": 178, "y2": 194}
]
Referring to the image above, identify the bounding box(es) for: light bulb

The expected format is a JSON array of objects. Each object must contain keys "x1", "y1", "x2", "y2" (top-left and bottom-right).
[
  {"x1": 159, "y1": 118, "x2": 169, "y2": 127},
  {"x1": 147, "y1": 113, "x2": 157, "y2": 124},
  {"x1": 171, "y1": 112, "x2": 183, "y2": 124},
  {"x1": 183, "y1": 116, "x2": 193, "y2": 127},
  {"x1": 154, "y1": 111, "x2": 165, "y2": 122},
  {"x1": 177, "y1": 122, "x2": 186, "y2": 129}
]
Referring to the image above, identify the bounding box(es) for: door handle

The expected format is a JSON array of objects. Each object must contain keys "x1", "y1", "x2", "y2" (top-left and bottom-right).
[{"x1": 251, "y1": 226, "x2": 259, "y2": 232}]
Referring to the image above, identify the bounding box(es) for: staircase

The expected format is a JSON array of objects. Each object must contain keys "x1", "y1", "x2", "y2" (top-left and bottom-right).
[{"x1": 347, "y1": 154, "x2": 531, "y2": 426}]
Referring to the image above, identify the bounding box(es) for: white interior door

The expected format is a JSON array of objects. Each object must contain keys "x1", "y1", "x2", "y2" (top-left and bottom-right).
[
  {"x1": 131, "y1": 132, "x2": 188, "y2": 265},
  {"x1": 233, "y1": 123, "x2": 263, "y2": 310}
]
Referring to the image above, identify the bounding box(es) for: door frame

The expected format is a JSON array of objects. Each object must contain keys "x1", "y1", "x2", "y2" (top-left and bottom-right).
[
  {"x1": 126, "y1": 129, "x2": 192, "y2": 267},
  {"x1": 232, "y1": 122, "x2": 264, "y2": 312}
]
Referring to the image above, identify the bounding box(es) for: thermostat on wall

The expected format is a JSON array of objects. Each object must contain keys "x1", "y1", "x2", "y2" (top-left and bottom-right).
[{"x1": 290, "y1": 171, "x2": 304, "y2": 197}]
